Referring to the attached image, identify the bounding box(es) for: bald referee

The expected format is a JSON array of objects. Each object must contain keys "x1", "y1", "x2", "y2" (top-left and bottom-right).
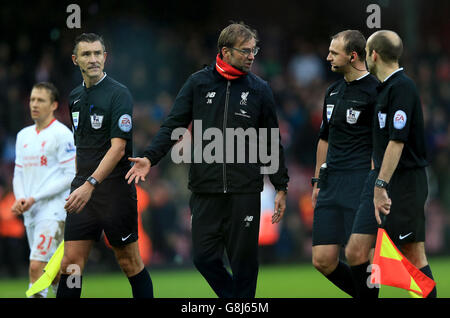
[{"x1": 346, "y1": 30, "x2": 437, "y2": 298}]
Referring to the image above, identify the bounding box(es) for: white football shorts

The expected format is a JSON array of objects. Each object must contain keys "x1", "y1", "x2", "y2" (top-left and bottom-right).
[{"x1": 26, "y1": 220, "x2": 64, "y2": 262}]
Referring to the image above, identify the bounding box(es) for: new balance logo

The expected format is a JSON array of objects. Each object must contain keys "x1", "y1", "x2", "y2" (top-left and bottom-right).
[
  {"x1": 244, "y1": 215, "x2": 253, "y2": 227},
  {"x1": 206, "y1": 91, "x2": 216, "y2": 104}
]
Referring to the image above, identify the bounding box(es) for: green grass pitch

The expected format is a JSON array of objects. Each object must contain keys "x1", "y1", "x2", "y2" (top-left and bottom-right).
[{"x1": 0, "y1": 257, "x2": 448, "y2": 298}]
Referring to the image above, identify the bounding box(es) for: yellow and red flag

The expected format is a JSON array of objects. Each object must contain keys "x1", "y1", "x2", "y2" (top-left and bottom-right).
[{"x1": 371, "y1": 228, "x2": 435, "y2": 298}]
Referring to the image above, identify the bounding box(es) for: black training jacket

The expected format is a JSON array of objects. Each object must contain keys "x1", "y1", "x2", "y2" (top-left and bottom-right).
[{"x1": 143, "y1": 63, "x2": 289, "y2": 193}]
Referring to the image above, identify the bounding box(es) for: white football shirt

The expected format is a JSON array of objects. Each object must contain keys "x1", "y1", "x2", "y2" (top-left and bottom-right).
[{"x1": 13, "y1": 119, "x2": 76, "y2": 227}]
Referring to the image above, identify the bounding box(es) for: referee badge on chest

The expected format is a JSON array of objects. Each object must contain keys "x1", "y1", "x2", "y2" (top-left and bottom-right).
[
  {"x1": 90, "y1": 113, "x2": 104, "y2": 129},
  {"x1": 346, "y1": 108, "x2": 361, "y2": 124}
]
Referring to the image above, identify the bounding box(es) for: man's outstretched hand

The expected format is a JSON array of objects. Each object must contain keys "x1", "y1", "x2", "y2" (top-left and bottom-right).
[{"x1": 125, "y1": 157, "x2": 152, "y2": 184}]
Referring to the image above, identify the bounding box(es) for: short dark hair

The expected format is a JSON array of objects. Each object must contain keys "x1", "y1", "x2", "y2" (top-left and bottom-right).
[
  {"x1": 217, "y1": 22, "x2": 258, "y2": 56},
  {"x1": 32, "y1": 82, "x2": 59, "y2": 103},
  {"x1": 367, "y1": 31, "x2": 403, "y2": 63},
  {"x1": 73, "y1": 33, "x2": 106, "y2": 55},
  {"x1": 331, "y1": 30, "x2": 367, "y2": 61}
]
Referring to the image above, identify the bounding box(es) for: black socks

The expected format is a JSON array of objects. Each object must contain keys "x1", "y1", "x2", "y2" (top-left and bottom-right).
[
  {"x1": 420, "y1": 265, "x2": 437, "y2": 298},
  {"x1": 350, "y1": 261, "x2": 379, "y2": 299},
  {"x1": 326, "y1": 261, "x2": 357, "y2": 297},
  {"x1": 56, "y1": 274, "x2": 82, "y2": 298},
  {"x1": 127, "y1": 268, "x2": 154, "y2": 298}
]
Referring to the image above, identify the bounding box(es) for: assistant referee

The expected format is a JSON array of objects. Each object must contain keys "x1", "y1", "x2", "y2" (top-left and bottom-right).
[
  {"x1": 311, "y1": 30, "x2": 378, "y2": 298},
  {"x1": 346, "y1": 30, "x2": 436, "y2": 298}
]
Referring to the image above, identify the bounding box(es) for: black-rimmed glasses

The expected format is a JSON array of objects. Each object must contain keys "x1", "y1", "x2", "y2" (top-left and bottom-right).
[{"x1": 229, "y1": 46, "x2": 260, "y2": 57}]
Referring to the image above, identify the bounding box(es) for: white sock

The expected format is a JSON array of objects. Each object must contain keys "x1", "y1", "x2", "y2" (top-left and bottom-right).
[{"x1": 51, "y1": 282, "x2": 59, "y2": 296}]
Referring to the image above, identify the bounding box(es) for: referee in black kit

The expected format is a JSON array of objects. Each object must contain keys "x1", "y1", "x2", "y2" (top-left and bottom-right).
[
  {"x1": 57, "y1": 33, "x2": 153, "y2": 298},
  {"x1": 346, "y1": 30, "x2": 437, "y2": 298},
  {"x1": 126, "y1": 22, "x2": 289, "y2": 298},
  {"x1": 311, "y1": 30, "x2": 378, "y2": 297}
]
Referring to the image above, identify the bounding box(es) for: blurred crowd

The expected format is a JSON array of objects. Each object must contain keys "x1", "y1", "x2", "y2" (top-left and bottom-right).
[{"x1": 1, "y1": 2, "x2": 449, "y2": 276}]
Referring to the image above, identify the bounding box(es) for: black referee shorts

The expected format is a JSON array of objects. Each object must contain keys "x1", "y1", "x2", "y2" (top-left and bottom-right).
[
  {"x1": 312, "y1": 169, "x2": 369, "y2": 246},
  {"x1": 64, "y1": 176, "x2": 138, "y2": 247},
  {"x1": 352, "y1": 168, "x2": 427, "y2": 245}
]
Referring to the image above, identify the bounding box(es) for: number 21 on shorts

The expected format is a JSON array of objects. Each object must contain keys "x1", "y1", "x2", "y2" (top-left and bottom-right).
[{"x1": 37, "y1": 234, "x2": 53, "y2": 256}]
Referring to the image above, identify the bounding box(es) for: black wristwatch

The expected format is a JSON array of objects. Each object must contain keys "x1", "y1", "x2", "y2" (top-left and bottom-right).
[
  {"x1": 375, "y1": 178, "x2": 388, "y2": 189},
  {"x1": 86, "y1": 176, "x2": 99, "y2": 188},
  {"x1": 311, "y1": 177, "x2": 320, "y2": 187}
]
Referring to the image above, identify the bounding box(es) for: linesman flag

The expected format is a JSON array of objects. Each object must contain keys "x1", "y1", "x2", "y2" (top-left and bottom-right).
[
  {"x1": 371, "y1": 228, "x2": 435, "y2": 298},
  {"x1": 26, "y1": 240, "x2": 64, "y2": 297}
]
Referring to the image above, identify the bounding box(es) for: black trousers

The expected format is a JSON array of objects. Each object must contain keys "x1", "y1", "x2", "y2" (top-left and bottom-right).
[{"x1": 190, "y1": 192, "x2": 261, "y2": 298}]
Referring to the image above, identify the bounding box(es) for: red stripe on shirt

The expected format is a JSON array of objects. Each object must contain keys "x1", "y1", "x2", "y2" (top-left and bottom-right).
[{"x1": 60, "y1": 156, "x2": 76, "y2": 165}]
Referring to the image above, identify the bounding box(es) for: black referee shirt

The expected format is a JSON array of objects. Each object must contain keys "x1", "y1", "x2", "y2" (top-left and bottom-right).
[
  {"x1": 319, "y1": 73, "x2": 379, "y2": 171},
  {"x1": 69, "y1": 74, "x2": 134, "y2": 179},
  {"x1": 372, "y1": 68, "x2": 428, "y2": 170}
]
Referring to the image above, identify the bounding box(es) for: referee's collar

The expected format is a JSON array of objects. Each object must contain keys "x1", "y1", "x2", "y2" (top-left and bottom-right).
[
  {"x1": 383, "y1": 67, "x2": 403, "y2": 83},
  {"x1": 355, "y1": 72, "x2": 370, "y2": 81},
  {"x1": 346, "y1": 72, "x2": 370, "y2": 85},
  {"x1": 82, "y1": 72, "x2": 107, "y2": 88},
  {"x1": 377, "y1": 68, "x2": 403, "y2": 90}
]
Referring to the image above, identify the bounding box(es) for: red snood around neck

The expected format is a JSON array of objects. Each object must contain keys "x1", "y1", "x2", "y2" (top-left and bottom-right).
[{"x1": 215, "y1": 54, "x2": 246, "y2": 80}]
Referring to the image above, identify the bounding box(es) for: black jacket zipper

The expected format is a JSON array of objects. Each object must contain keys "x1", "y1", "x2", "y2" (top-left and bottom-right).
[{"x1": 223, "y1": 80, "x2": 231, "y2": 193}]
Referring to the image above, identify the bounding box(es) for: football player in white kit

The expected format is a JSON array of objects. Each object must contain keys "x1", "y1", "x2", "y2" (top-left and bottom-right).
[{"x1": 11, "y1": 82, "x2": 76, "y2": 298}]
